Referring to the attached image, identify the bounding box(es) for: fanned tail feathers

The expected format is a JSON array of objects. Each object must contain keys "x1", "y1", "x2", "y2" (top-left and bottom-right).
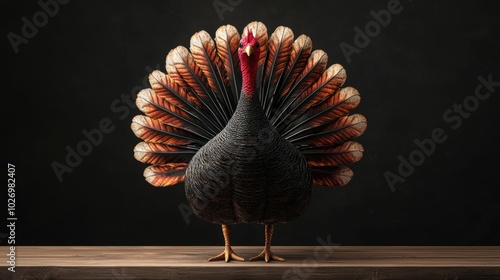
[{"x1": 131, "y1": 21, "x2": 366, "y2": 188}]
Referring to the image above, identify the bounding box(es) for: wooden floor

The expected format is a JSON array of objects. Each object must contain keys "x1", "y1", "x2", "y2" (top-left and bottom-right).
[{"x1": 2, "y1": 246, "x2": 500, "y2": 279}]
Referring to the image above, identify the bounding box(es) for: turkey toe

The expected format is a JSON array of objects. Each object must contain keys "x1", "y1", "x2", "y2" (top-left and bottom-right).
[
  {"x1": 208, "y1": 247, "x2": 245, "y2": 262},
  {"x1": 249, "y1": 249, "x2": 285, "y2": 262}
]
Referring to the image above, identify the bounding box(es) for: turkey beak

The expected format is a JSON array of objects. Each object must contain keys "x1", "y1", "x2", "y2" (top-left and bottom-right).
[{"x1": 244, "y1": 45, "x2": 254, "y2": 56}]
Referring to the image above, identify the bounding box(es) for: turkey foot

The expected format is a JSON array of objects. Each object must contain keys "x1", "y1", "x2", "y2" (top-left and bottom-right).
[
  {"x1": 249, "y1": 224, "x2": 285, "y2": 262},
  {"x1": 208, "y1": 246, "x2": 245, "y2": 262},
  {"x1": 208, "y1": 224, "x2": 245, "y2": 262},
  {"x1": 249, "y1": 248, "x2": 284, "y2": 262}
]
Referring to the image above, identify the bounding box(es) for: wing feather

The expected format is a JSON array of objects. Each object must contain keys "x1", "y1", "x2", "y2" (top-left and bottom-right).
[
  {"x1": 149, "y1": 70, "x2": 220, "y2": 135},
  {"x1": 166, "y1": 46, "x2": 227, "y2": 128},
  {"x1": 284, "y1": 87, "x2": 360, "y2": 138},
  {"x1": 289, "y1": 64, "x2": 346, "y2": 120},
  {"x1": 134, "y1": 142, "x2": 195, "y2": 165},
  {"x1": 277, "y1": 34, "x2": 312, "y2": 99},
  {"x1": 271, "y1": 50, "x2": 328, "y2": 127},
  {"x1": 136, "y1": 88, "x2": 212, "y2": 140},
  {"x1": 215, "y1": 24, "x2": 241, "y2": 109},
  {"x1": 190, "y1": 30, "x2": 232, "y2": 119},
  {"x1": 304, "y1": 141, "x2": 364, "y2": 167},
  {"x1": 311, "y1": 166, "x2": 353, "y2": 187},
  {"x1": 262, "y1": 26, "x2": 294, "y2": 116},
  {"x1": 289, "y1": 114, "x2": 367, "y2": 146},
  {"x1": 143, "y1": 163, "x2": 189, "y2": 187},
  {"x1": 131, "y1": 115, "x2": 205, "y2": 146},
  {"x1": 149, "y1": 70, "x2": 200, "y2": 109}
]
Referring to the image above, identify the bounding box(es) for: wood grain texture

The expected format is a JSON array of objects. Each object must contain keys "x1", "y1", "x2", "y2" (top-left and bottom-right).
[{"x1": 2, "y1": 246, "x2": 499, "y2": 279}]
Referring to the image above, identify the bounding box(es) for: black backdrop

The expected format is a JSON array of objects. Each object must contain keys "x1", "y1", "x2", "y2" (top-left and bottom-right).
[{"x1": 2, "y1": 0, "x2": 499, "y2": 246}]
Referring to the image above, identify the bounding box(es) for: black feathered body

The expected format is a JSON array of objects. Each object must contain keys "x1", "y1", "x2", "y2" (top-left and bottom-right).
[{"x1": 185, "y1": 93, "x2": 312, "y2": 224}]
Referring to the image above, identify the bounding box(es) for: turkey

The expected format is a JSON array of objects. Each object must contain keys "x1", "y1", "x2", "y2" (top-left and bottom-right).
[{"x1": 131, "y1": 21, "x2": 367, "y2": 262}]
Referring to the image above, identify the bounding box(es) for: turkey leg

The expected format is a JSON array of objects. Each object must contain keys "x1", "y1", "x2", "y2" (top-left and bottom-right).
[
  {"x1": 249, "y1": 224, "x2": 285, "y2": 262},
  {"x1": 208, "y1": 224, "x2": 245, "y2": 262}
]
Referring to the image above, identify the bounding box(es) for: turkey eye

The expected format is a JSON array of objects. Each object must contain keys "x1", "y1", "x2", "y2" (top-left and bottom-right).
[
  {"x1": 255, "y1": 42, "x2": 260, "y2": 48},
  {"x1": 239, "y1": 42, "x2": 243, "y2": 48}
]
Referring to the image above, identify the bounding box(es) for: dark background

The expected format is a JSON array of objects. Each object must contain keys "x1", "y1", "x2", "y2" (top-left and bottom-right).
[{"x1": 2, "y1": 0, "x2": 499, "y2": 246}]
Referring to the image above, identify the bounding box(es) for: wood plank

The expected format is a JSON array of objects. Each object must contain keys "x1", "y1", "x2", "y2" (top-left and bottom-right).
[{"x1": 1, "y1": 246, "x2": 499, "y2": 279}]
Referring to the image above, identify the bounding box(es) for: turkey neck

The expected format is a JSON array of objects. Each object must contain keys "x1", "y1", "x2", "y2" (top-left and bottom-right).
[
  {"x1": 230, "y1": 54, "x2": 268, "y2": 130},
  {"x1": 241, "y1": 54, "x2": 258, "y2": 97}
]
